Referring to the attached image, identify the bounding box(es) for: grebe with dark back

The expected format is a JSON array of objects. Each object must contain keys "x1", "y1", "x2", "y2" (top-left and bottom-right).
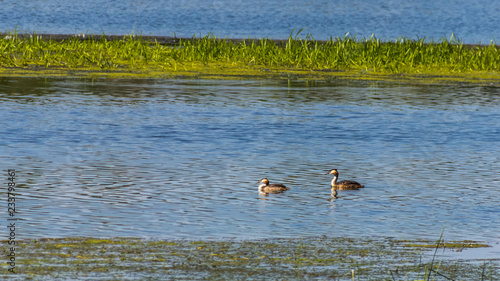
[
  {"x1": 325, "y1": 169, "x2": 364, "y2": 190},
  {"x1": 256, "y1": 178, "x2": 289, "y2": 193}
]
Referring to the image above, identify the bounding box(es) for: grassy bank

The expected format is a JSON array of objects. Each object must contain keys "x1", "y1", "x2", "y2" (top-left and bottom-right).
[
  {"x1": 1, "y1": 31, "x2": 500, "y2": 84},
  {"x1": 1, "y1": 237, "x2": 498, "y2": 280}
]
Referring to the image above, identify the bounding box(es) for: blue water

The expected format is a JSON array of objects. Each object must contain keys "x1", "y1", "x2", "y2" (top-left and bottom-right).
[
  {"x1": 1, "y1": 0, "x2": 499, "y2": 43},
  {"x1": 1, "y1": 0, "x2": 500, "y2": 260},
  {"x1": 1, "y1": 78, "x2": 499, "y2": 250}
]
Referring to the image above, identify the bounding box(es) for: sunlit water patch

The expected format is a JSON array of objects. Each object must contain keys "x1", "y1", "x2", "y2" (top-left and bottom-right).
[{"x1": 1, "y1": 78, "x2": 499, "y2": 249}]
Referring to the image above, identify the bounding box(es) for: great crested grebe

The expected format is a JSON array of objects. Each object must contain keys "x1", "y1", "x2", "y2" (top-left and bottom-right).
[
  {"x1": 257, "y1": 178, "x2": 289, "y2": 193},
  {"x1": 325, "y1": 169, "x2": 364, "y2": 190}
]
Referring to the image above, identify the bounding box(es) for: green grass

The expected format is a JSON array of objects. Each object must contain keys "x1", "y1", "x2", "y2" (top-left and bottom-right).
[{"x1": 1, "y1": 30, "x2": 500, "y2": 82}]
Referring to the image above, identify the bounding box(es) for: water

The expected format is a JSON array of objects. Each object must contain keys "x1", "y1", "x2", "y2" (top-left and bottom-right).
[
  {"x1": 1, "y1": 0, "x2": 499, "y2": 44},
  {"x1": 1, "y1": 78, "x2": 499, "y2": 248}
]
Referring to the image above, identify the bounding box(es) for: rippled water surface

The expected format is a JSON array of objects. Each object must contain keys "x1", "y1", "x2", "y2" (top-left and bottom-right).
[
  {"x1": 1, "y1": 78, "x2": 499, "y2": 246},
  {"x1": 1, "y1": 0, "x2": 499, "y2": 43}
]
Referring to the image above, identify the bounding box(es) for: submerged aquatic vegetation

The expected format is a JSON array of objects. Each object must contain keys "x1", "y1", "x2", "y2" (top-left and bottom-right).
[
  {"x1": 0, "y1": 237, "x2": 497, "y2": 280},
  {"x1": 0, "y1": 30, "x2": 500, "y2": 83}
]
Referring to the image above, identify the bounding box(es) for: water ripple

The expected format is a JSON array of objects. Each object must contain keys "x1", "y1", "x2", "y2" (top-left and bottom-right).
[{"x1": 1, "y1": 78, "x2": 499, "y2": 244}]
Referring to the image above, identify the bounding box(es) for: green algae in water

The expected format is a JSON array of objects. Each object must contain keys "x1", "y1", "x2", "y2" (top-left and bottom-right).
[
  {"x1": 405, "y1": 241, "x2": 490, "y2": 249},
  {"x1": 1, "y1": 237, "x2": 498, "y2": 280}
]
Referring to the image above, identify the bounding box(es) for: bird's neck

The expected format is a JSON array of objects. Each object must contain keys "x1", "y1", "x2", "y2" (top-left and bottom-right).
[
  {"x1": 258, "y1": 183, "x2": 267, "y2": 192},
  {"x1": 331, "y1": 175, "x2": 338, "y2": 187}
]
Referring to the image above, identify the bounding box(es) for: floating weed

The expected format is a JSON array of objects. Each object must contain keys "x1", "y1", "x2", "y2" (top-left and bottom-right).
[
  {"x1": 1, "y1": 31, "x2": 500, "y2": 84},
  {"x1": 84, "y1": 239, "x2": 115, "y2": 244},
  {"x1": 406, "y1": 241, "x2": 490, "y2": 249},
  {"x1": 148, "y1": 241, "x2": 178, "y2": 247},
  {"x1": 2, "y1": 237, "x2": 496, "y2": 280}
]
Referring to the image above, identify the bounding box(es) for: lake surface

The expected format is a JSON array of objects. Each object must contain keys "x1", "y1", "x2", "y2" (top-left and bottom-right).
[
  {"x1": 1, "y1": 78, "x2": 499, "y2": 250},
  {"x1": 1, "y1": 0, "x2": 499, "y2": 44}
]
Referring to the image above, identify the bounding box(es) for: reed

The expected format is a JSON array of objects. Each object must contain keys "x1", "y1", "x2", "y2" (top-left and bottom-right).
[{"x1": 1, "y1": 30, "x2": 499, "y2": 76}]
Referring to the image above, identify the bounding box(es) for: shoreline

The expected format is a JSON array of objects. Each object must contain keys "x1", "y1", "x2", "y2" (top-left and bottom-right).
[
  {"x1": 2, "y1": 32, "x2": 500, "y2": 48},
  {"x1": 1, "y1": 32, "x2": 500, "y2": 85},
  {"x1": 2, "y1": 66, "x2": 500, "y2": 87}
]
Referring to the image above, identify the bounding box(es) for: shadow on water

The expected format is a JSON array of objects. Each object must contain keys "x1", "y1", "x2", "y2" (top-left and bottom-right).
[{"x1": 1, "y1": 77, "x2": 499, "y2": 246}]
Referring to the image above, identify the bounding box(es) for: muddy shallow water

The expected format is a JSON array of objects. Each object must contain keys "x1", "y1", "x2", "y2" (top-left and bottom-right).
[{"x1": 2, "y1": 237, "x2": 498, "y2": 280}]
